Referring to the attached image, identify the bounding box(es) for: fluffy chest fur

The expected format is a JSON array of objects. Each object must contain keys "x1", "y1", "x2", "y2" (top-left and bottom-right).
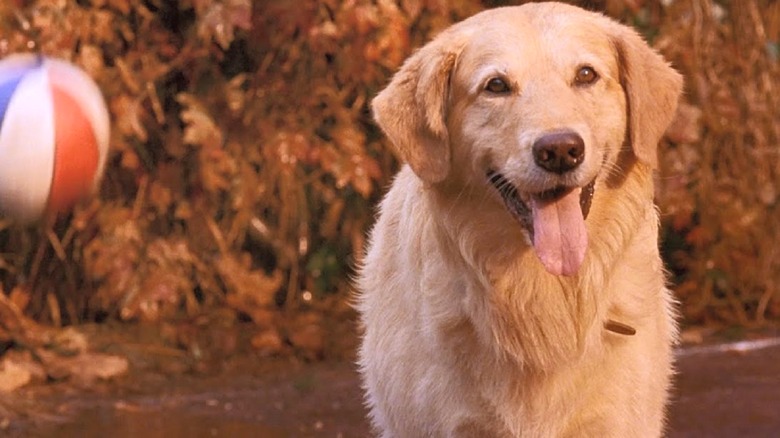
[{"x1": 359, "y1": 166, "x2": 676, "y2": 437}]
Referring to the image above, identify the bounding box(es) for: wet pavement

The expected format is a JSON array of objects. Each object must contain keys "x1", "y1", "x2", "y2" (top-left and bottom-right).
[
  {"x1": 5, "y1": 338, "x2": 780, "y2": 437},
  {"x1": 669, "y1": 338, "x2": 780, "y2": 437}
]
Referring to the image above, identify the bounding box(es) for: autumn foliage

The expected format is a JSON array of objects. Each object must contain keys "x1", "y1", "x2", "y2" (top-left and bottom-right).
[{"x1": 0, "y1": 0, "x2": 777, "y2": 362}]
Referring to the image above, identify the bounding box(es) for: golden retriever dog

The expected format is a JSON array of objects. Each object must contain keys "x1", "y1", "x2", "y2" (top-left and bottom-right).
[{"x1": 357, "y1": 2, "x2": 683, "y2": 437}]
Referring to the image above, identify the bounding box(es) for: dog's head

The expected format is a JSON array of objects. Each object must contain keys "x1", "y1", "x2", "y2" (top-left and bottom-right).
[{"x1": 372, "y1": 3, "x2": 683, "y2": 276}]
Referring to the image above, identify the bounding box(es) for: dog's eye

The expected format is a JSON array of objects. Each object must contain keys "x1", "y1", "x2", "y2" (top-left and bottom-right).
[
  {"x1": 574, "y1": 66, "x2": 599, "y2": 86},
  {"x1": 485, "y1": 77, "x2": 510, "y2": 94}
]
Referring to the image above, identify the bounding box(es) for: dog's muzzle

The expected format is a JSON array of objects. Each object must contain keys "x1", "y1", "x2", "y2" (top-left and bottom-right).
[
  {"x1": 486, "y1": 169, "x2": 595, "y2": 276},
  {"x1": 486, "y1": 170, "x2": 595, "y2": 231}
]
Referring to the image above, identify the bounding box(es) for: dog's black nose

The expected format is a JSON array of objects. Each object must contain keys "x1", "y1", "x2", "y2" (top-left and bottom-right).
[{"x1": 532, "y1": 131, "x2": 585, "y2": 174}]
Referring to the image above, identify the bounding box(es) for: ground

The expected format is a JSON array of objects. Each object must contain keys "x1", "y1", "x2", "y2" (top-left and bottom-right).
[{"x1": 1, "y1": 324, "x2": 779, "y2": 437}]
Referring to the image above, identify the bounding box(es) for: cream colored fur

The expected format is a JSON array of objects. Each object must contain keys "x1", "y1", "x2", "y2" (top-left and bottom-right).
[{"x1": 357, "y1": 3, "x2": 683, "y2": 437}]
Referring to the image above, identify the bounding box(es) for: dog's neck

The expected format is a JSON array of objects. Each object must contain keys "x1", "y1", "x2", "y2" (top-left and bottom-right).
[{"x1": 424, "y1": 160, "x2": 658, "y2": 371}]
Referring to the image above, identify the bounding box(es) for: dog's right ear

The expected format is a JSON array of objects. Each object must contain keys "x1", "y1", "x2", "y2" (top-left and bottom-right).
[{"x1": 372, "y1": 39, "x2": 460, "y2": 184}]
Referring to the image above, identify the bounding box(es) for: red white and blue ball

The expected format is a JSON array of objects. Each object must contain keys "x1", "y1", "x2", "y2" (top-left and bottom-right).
[{"x1": 0, "y1": 54, "x2": 109, "y2": 222}]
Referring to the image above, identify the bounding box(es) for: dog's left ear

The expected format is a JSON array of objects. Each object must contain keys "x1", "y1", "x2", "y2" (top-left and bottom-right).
[{"x1": 611, "y1": 26, "x2": 683, "y2": 168}]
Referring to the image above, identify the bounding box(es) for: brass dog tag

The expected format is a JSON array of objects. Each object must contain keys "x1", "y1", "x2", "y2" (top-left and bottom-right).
[{"x1": 604, "y1": 319, "x2": 637, "y2": 336}]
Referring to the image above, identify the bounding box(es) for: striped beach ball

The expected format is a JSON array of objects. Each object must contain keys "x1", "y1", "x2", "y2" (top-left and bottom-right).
[{"x1": 0, "y1": 54, "x2": 109, "y2": 222}]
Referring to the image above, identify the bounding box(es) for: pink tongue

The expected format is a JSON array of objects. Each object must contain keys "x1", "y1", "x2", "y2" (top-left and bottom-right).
[{"x1": 530, "y1": 189, "x2": 588, "y2": 276}]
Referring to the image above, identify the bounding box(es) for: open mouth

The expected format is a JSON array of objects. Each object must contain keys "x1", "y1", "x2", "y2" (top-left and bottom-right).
[{"x1": 486, "y1": 170, "x2": 595, "y2": 276}]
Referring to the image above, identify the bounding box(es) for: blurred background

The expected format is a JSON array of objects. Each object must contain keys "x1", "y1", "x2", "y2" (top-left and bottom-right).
[{"x1": 0, "y1": 0, "x2": 777, "y2": 399}]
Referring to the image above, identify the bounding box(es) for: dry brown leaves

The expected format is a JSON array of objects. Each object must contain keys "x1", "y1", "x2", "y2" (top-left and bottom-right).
[
  {"x1": 0, "y1": 292, "x2": 127, "y2": 392},
  {"x1": 657, "y1": 0, "x2": 780, "y2": 324}
]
